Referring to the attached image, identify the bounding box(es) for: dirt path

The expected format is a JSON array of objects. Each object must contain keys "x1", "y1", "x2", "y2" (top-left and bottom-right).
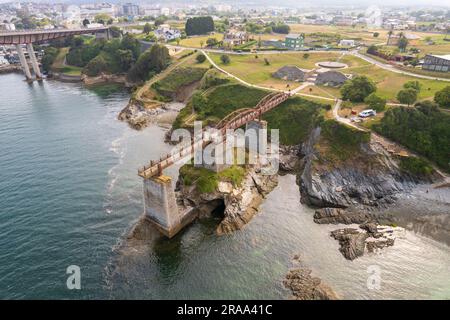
[{"x1": 134, "y1": 52, "x2": 197, "y2": 106}]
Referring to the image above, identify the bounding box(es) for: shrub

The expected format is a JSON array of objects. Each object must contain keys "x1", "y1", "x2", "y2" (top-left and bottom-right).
[
  {"x1": 340, "y1": 76, "x2": 376, "y2": 102},
  {"x1": 397, "y1": 88, "x2": 418, "y2": 106},
  {"x1": 364, "y1": 93, "x2": 386, "y2": 112},
  {"x1": 399, "y1": 157, "x2": 434, "y2": 177},
  {"x1": 434, "y1": 86, "x2": 450, "y2": 109},
  {"x1": 220, "y1": 54, "x2": 230, "y2": 64},
  {"x1": 196, "y1": 53, "x2": 206, "y2": 63}
]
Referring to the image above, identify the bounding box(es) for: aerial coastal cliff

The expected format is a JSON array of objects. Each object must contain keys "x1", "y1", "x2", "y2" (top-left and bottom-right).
[{"x1": 176, "y1": 162, "x2": 278, "y2": 235}]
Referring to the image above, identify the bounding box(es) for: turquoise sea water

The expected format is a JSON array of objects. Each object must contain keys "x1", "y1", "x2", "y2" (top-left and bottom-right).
[{"x1": 0, "y1": 73, "x2": 449, "y2": 299}]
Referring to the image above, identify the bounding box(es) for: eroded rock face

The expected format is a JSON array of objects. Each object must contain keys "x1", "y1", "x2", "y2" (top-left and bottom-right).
[
  {"x1": 330, "y1": 225, "x2": 402, "y2": 260},
  {"x1": 176, "y1": 165, "x2": 278, "y2": 235},
  {"x1": 299, "y1": 127, "x2": 414, "y2": 210},
  {"x1": 330, "y1": 228, "x2": 368, "y2": 260},
  {"x1": 284, "y1": 256, "x2": 339, "y2": 300},
  {"x1": 313, "y1": 207, "x2": 372, "y2": 224}
]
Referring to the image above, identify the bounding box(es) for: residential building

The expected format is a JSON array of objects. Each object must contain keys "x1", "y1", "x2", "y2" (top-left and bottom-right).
[
  {"x1": 154, "y1": 24, "x2": 181, "y2": 41},
  {"x1": 223, "y1": 30, "x2": 249, "y2": 46},
  {"x1": 422, "y1": 54, "x2": 450, "y2": 73},
  {"x1": 284, "y1": 34, "x2": 304, "y2": 50}
]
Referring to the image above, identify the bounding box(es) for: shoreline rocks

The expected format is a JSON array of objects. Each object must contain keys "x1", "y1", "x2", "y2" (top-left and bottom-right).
[
  {"x1": 284, "y1": 256, "x2": 339, "y2": 300},
  {"x1": 330, "y1": 224, "x2": 402, "y2": 260},
  {"x1": 176, "y1": 164, "x2": 278, "y2": 235}
]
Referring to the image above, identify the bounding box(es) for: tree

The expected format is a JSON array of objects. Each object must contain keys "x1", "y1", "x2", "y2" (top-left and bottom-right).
[
  {"x1": 373, "y1": 32, "x2": 379, "y2": 38},
  {"x1": 185, "y1": 16, "x2": 214, "y2": 36},
  {"x1": 303, "y1": 53, "x2": 310, "y2": 59},
  {"x1": 154, "y1": 16, "x2": 167, "y2": 27},
  {"x1": 403, "y1": 81, "x2": 421, "y2": 92},
  {"x1": 434, "y1": 86, "x2": 450, "y2": 109},
  {"x1": 196, "y1": 53, "x2": 206, "y2": 63},
  {"x1": 397, "y1": 88, "x2": 418, "y2": 106},
  {"x1": 367, "y1": 45, "x2": 378, "y2": 55},
  {"x1": 199, "y1": 40, "x2": 204, "y2": 48},
  {"x1": 120, "y1": 34, "x2": 141, "y2": 60},
  {"x1": 143, "y1": 23, "x2": 151, "y2": 35},
  {"x1": 127, "y1": 44, "x2": 170, "y2": 82},
  {"x1": 206, "y1": 37, "x2": 218, "y2": 47},
  {"x1": 364, "y1": 93, "x2": 386, "y2": 112},
  {"x1": 340, "y1": 76, "x2": 377, "y2": 102},
  {"x1": 84, "y1": 54, "x2": 108, "y2": 76},
  {"x1": 220, "y1": 54, "x2": 230, "y2": 64},
  {"x1": 398, "y1": 36, "x2": 408, "y2": 52},
  {"x1": 387, "y1": 30, "x2": 393, "y2": 44},
  {"x1": 82, "y1": 18, "x2": 90, "y2": 27},
  {"x1": 94, "y1": 13, "x2": 111, "y2": 25},
  {"x1": 117, "y1": 49, "x2": 135, "y2": 71},
  {"x1": 271, "y1": 24, "x2": 290, "y2": 34},
  {"x1": 264, "y1": 58, "x2": 270, "y2": 65}
]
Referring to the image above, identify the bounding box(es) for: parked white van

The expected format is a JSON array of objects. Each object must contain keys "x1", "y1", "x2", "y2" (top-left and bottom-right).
[{"x1": 359, "y1": 109, "x2": 377, "y2": 118}]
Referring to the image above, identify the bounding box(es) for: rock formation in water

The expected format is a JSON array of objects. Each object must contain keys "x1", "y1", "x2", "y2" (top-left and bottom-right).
[
  {"x1": 330, "y1": 224, "x2": 401, "y2": 260},
  {"x1": 284, "y1": 256, "x2": 339, "y2": 300},
  {"x1": 176, "y1": 164, "x2": 278, "y2": 235}
]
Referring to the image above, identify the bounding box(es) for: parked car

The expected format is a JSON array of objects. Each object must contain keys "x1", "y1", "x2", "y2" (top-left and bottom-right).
[
  {"x1": 358, "y1": 109, "x2": 377, "y2": 118},
  {"x1": 350, "y1": 116, "x2": 362, "y2": 123}
]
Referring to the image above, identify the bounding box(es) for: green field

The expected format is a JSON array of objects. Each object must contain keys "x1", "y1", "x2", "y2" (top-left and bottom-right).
[
  {"x1": 179, "y1": 34, "x2": 224, "y2": 48},
  {"x1": 208, "y1": 51, "x2": 348, "y2": 89}
]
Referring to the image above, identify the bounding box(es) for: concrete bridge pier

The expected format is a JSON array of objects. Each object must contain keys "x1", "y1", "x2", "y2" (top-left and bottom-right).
[
  {"x1": 143, "y1": 175, "x2": 195, "y2": 238},
  {"x1": 15, "y1": 44, "x2": 32, "y2": 81},
  {"x1": 26, "y1": 43, "x2": 42, "y2": 80}
]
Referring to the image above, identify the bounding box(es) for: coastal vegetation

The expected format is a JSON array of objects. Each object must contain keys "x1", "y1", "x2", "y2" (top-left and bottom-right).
[
  {"x1": 373, "y1": 101, "x2": 450, "y2": 172},
  {"x1": 179, "y1": 164, "x2": 245, "y2": 193},
  {"x1": 126, "y1": 44, "x2": 171, "y2": 83},
  {"x1": 151, "y1": 66, "x2": 208, "y2": 100},
  {"x1": 319, "y1": 120, "x2": 371, "y2": 161},
  {"x1": 173, "y1": 79, "x2": 329, "y2": 145}
]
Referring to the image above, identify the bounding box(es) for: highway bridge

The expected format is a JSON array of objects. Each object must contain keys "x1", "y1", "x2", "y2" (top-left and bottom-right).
[{"x1": 0, "y1": 27, "x2": 110, "y2": 81}]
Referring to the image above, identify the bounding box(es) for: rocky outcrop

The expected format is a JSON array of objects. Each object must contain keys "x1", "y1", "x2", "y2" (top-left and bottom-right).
[
  {"x1": 313, "y1": 207, "x2": 372, "y2": 224},
  {"x1": 82, "y1": 73, "x2": 132, "y2": 86},
  {"x1": 279, "y1": 145, "x2": 302, "y2": 173},
  {"x1": 284, "y1": 256, "x2": 339, "y2": 300},
  {"x1": 330, "y1": 224, "x2": 402, "y2": 260},
  {"x1": 176, "y1": 165, "x2": 278, "y2": 235},
  {"x1": 299, "y1": 127, "x2": 414, "y2": 210}
]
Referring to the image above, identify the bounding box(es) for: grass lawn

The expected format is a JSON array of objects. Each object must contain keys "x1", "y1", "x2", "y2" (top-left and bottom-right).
[
  {"x1": 179, "y1": 33, "x2": 224, "y2": 48},
  {"x1": 349, "y1": 65, "x2": 448, "y2": 102},
  {"x1": 208, "y1": 51, "x2": 347, "y2": 88}
]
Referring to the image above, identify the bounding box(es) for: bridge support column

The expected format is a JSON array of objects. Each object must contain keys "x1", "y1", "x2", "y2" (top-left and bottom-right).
[
  {"x1": 26, "y1": 43, "x2": 42, "y2": 79},
  {"x1": 143, "y1": 175, "x2": 186, "y2": 238},
  {"x1": 245, "y1": 120, "x2": 267, "y2": 156},
  {"x1": 15, "y1": 44, "x2": 32, "y2": 81}
]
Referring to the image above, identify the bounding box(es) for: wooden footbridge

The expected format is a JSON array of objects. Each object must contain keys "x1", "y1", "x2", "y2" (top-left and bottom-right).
[{"x1": 138, "y1": 91, "x2": 290, "y2": 179}]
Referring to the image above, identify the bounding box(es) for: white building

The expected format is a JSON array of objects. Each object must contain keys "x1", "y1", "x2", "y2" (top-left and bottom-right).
[
  {"x1": 154, "y1": 24, "x2": 181, "y2": 41},
  {"x1": 339, "y1": 39, "x2": 356, "y2": 47}
]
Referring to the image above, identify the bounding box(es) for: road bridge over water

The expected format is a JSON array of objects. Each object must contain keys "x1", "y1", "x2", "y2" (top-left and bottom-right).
[{"x1": 0, "y1": 27, "x2": 110, "y2": 81}]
